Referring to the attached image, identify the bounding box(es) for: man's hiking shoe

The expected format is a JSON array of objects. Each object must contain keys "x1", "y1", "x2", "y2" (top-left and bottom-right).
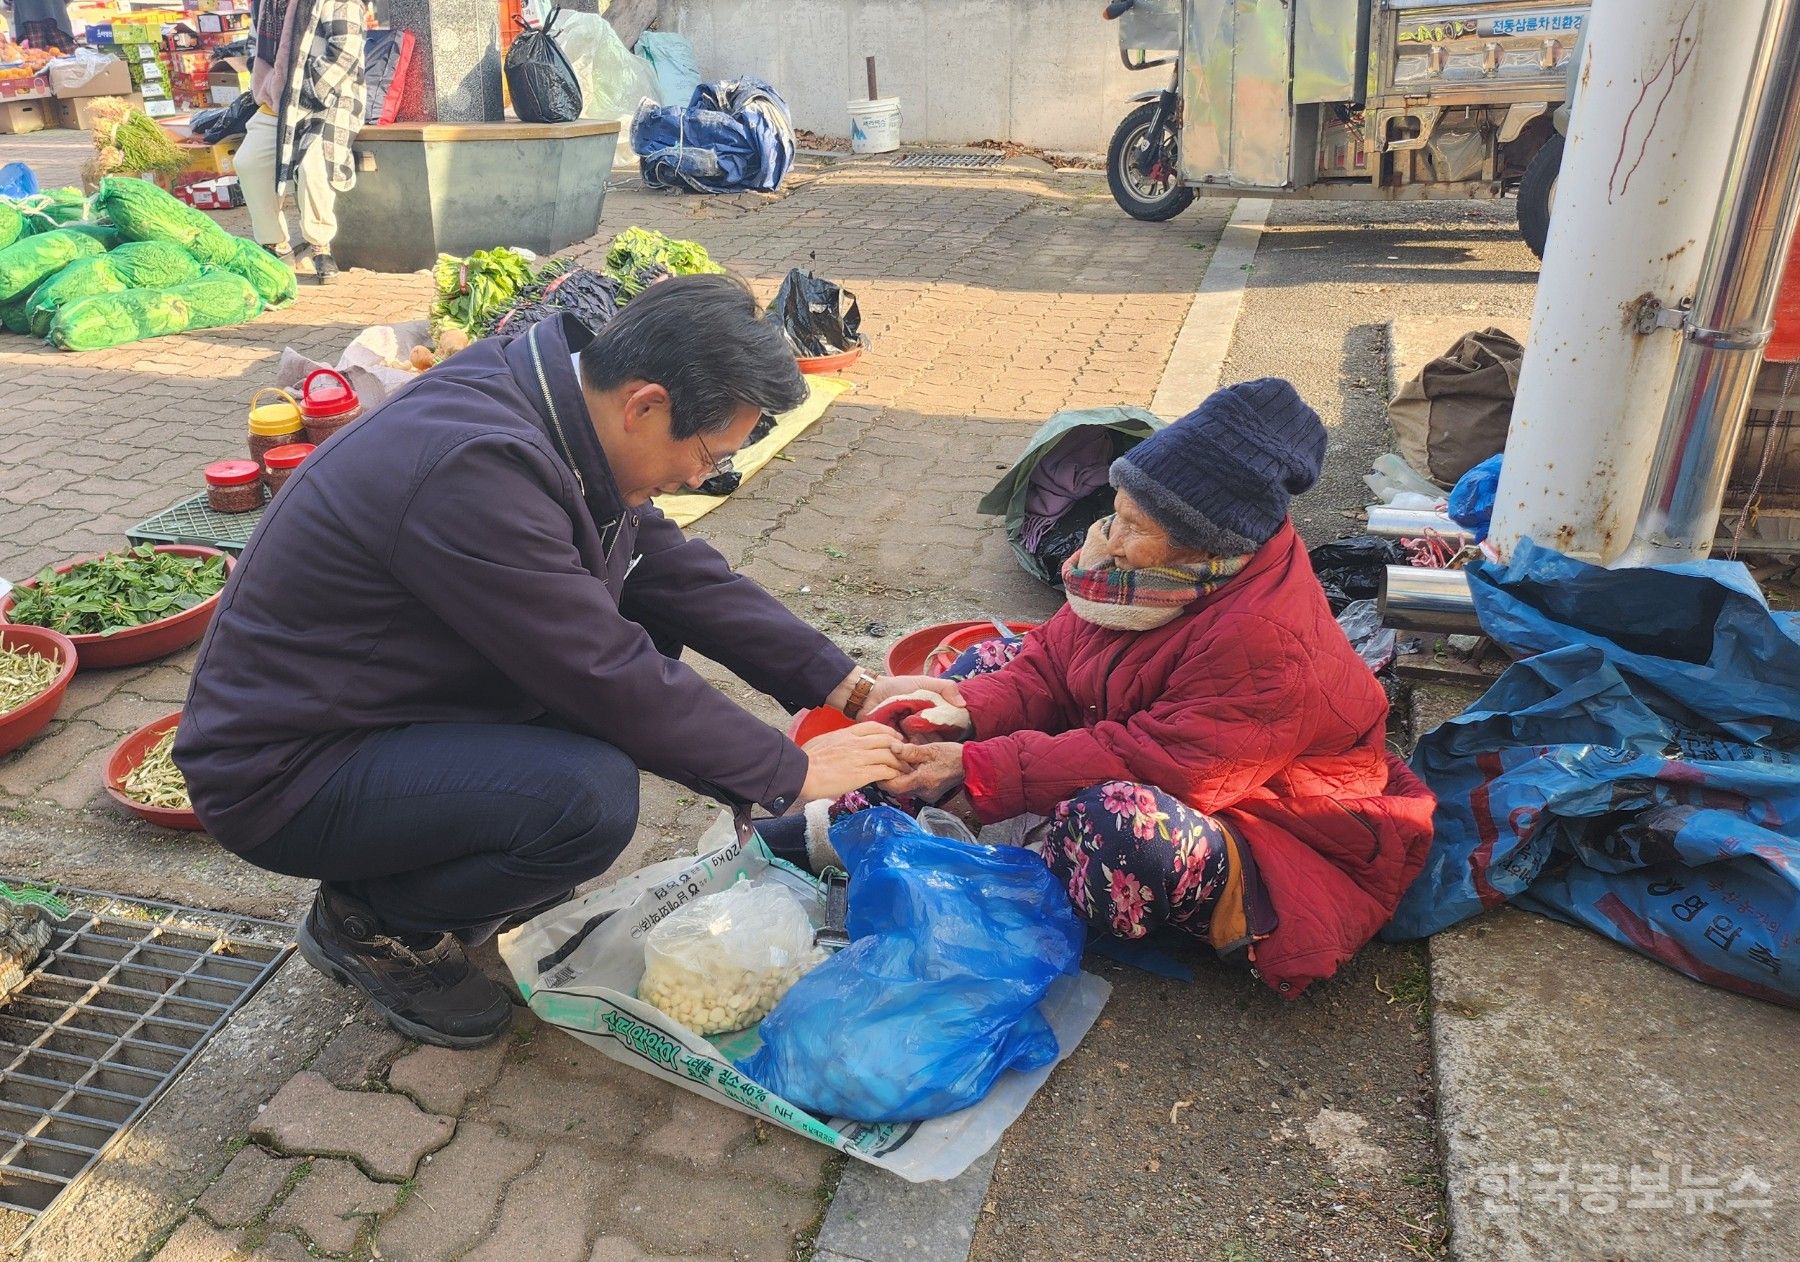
[{"x1": 297, "y1": 887, "x2": 513, "y2": 1049}]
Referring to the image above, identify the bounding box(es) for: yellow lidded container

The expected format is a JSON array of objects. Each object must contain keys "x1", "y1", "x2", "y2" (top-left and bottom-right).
[{"x1": 247, "y1": 387, "x2": 306, "y2": 474}]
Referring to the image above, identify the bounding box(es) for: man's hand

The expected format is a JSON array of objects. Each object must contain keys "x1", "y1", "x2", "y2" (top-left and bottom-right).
[
  {"x1": 799, "y1": 723, "x2": 907, "y2": 804},
  {"x1": 881, "y1": 742, "x2": 966, "y2": 801}
]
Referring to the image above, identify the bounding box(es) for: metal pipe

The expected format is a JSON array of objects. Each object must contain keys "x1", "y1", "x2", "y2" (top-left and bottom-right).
[
  {"x1": 1365, "y1": 507, "x2": 1473, "y2": 544},
  {"x1": 1487, "y1": 1, "x2": 1772, "y2": 562},
  {"x1": 1378, "y1": 567, "x2": 1480, "y2": 635},
  {"x1": 1618, "y1": 0, "x2": 1800, "y2": 565}
]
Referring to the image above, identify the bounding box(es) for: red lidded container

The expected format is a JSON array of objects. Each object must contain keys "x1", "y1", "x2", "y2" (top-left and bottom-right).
[
  {"x1": 263, "y1": 442, "x2": 316, "y2": 495},
  {"x1": 205, "y1": 460, "x2": 265, "y2": 514},
  {"x1": 299, "y1": 368, "x2": 364, "y2": 445}
]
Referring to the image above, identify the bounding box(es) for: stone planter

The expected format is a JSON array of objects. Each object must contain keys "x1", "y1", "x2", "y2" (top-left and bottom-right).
[{"x1": 333, "y1": 119, "x2": 622, "y2": 273}]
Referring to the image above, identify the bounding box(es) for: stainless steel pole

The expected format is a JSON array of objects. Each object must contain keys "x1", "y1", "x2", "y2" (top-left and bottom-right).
[{"x1": 1618, "y1": 0, "x2": 1800, "y2": 564}]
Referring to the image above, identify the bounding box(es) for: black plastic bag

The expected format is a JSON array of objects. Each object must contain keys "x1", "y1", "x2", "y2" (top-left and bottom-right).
[
  {"x1": 1309, "y1": 535, "x2": 1404, "y2": 613},
  {"x1": 192, "y1": 92, "x2": 257, "y2": 144},
  {"x1": 765, "y1": 268, "x2": 865, "y2": 357},
  {"x1": 505, "y1": 10, "x2": 583, "y2": 125}
]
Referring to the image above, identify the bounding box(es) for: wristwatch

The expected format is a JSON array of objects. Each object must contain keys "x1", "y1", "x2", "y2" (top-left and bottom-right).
[{"x1": 844, "y1": 672, "x2": 878, "y2": 718}]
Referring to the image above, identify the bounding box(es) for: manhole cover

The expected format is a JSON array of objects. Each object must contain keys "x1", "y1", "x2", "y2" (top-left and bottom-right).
[
  {"x1": 0, "y1": 884, "x2": 290, "y2": 1227},
  {"x1": 891, "y1": 152, "x2": 1004, "y2": 169}
]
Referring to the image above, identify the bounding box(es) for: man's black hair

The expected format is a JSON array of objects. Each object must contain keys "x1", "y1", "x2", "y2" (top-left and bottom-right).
[{"x1": 579, "y1": 272, "x2": 808, "y2": 439}]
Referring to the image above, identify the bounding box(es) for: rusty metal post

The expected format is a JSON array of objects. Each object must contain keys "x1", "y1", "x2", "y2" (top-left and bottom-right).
[{"x1": 1485, "y1": 0, "x2": 1773, "y2": 563}]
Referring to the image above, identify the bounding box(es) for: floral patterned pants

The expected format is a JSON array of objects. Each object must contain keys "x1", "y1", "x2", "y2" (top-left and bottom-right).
[
  {"x1": 1041, "y1": 782, "x2": 1231, "y2": 939},
  {"x1": 884, "y1": 636, "x2": 1233, "y2": 939}
]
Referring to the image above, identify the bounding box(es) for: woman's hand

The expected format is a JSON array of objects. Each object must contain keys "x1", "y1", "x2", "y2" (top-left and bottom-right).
[
  {"x1": 799, "y1": 723, "x2": 907, "y2": 804},
  {"x1": 863, "y1": 674, "x2": 965, "y2": 714},
  {"x1": 881, "y1": 742, "x2": 966, "y2": 800}
]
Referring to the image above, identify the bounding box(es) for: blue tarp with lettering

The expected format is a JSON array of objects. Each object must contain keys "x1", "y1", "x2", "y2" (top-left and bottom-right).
[{"x1": 1384, "y1": 539, "x2": 1800, "y2": 1007}]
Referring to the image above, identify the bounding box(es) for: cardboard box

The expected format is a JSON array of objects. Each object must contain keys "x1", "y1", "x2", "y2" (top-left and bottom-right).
[
  {"x1": 0, "y1": 74, "x2": 52, "y2": 101},
  {"x1": 49, "y1": 58, "x2": 133, "y2": 99},
  {"x1": 0, "y1": 99, "x2": 51, "y2": 135},
  {"x1": 208, "y1": 56, "x2": 249, "y2": 99},
  {"x1": 143, "y1": 97, "x2": 177, "y2": 118},
  {"x1": 52, "y1": 91, "x2": 145, "y2": 131},
  {"x1": 139, "y1": 61, "x2": 165, "y2": 83}
]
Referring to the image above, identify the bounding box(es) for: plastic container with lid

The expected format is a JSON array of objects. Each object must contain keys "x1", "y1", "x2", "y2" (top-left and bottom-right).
[
  {"x1": 299, "y1": 368, "x2": 363, "y2": 445},
  {"x1": 205, "y1": 460, "x2": 265, "y2": 514},
  {"x1": 263, "y1": 442, "x2": 316, "y2": 495},
  {"x1": 247, "y1": 387, "x2": 306, "y2": 473}
]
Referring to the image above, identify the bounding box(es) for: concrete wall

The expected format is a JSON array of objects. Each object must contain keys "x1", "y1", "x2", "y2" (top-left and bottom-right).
[{"x1": 659, "y1": 0, "x2": 1157, "y2": 154}]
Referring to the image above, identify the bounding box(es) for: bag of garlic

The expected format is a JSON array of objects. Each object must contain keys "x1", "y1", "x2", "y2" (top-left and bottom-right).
[
  {"x1": 499, "y1": 811, "x2": 1113, "y2": 1183},
  {"x1": 639, "y1": 878, "x2": 825, "y2": 1035}
]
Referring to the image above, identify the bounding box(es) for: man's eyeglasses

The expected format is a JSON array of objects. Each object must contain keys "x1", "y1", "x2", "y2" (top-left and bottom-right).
[{"x1": 695, "y1": 431, "x2": 735, "y2": 478}]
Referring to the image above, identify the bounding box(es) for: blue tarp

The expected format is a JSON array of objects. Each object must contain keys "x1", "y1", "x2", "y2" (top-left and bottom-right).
[
  {"x1": 631, "y1": 78, "x2": 795, "y2": 194},
  {"x1": 1385, "y1": 538, "x2": 1800, "y2": 1007}
]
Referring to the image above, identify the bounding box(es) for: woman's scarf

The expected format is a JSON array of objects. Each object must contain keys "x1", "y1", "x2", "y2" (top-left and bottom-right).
[{"x1": 1060, "y1": 516, "x2": 1249, "y2": 630}]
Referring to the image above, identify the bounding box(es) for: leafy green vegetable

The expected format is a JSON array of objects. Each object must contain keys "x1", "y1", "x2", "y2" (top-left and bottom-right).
[
  {"x1": 0, "y1": 646, "x2": 58, "y2": 717},
  {"x1": 8, "y1": 546, "x2": 227, "y2": 637},
  {"x1": 26, "y1": 240, "x2": 203, "y2": 337},
  {"x1": 602, "y1": 227, "x2": 724, "y2": 301},
  {"x1": 0, "y1": 229, "x2": 107, "y2": 303},
  {"x1": 431, "y1": 247, "x2": 536, "y2": 339},
  {"x1": 50, "y1": 270, "x2": 264, "y2": 352}
]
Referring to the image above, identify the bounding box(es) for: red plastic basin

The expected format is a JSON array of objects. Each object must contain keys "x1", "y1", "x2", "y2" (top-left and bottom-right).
[
  {"x1": 797, "y1": 345, "x2": 863, "y2": 374},
  {"x1": 885, "y1": 620, "x2": 1038, "y2": 678},
  {"x1": 787, "y1": 705, "x2": 853, "y2": 746},
  {"x1": 104, "y1": 710, "x2": 202, "y2": 832},
  {"x1": 0, "y1": 625, "x2": 79, "y2": 758},
  {"x1": 1, "y1": 545, "x2": 232, "y2": 669}
]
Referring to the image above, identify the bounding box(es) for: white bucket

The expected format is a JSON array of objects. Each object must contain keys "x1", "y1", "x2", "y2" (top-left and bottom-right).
[{"x1": 848, "y1": 97, "x2": 902, "y2": 155}]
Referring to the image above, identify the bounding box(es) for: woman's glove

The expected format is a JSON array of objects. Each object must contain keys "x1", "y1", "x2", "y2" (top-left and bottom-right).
[{"x1": 865, "y1": 690, "x2": 973, "y2": 743}]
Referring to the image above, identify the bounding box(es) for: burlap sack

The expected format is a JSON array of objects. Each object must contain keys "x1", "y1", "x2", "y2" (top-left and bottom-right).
[{"x1": 1390, "y1": 327, "x2": 1523, "y2": 488}]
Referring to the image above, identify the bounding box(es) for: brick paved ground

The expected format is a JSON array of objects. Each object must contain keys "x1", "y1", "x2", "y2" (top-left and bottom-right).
[{"x1": 0, "y1": 131, "x2": 1225, "y2": 1262}]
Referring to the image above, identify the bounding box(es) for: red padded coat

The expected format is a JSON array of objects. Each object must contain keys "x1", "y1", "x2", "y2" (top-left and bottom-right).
[{"x1": 958, "y1": 522, "x2": 1436, "y2": 997}]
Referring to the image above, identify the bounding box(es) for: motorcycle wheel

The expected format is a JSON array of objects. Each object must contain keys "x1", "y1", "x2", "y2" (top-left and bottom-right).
[{"x1": 1108, "y1": 102, "x2": 1195, "y2": 222}]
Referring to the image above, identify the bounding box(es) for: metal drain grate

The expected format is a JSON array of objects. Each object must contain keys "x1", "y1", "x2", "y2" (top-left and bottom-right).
[
  {"x1": 0, "y1": 886, "x2": 290, "y2": 1222},
  {"x1": 127, "y1": 491, "x2": 268, "y2": 555},
  {"x1": 891, "y1": 152, "x2": 1004, "y2": 169}
]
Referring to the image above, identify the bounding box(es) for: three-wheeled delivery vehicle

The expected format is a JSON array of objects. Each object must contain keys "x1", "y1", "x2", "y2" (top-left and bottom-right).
[{"x1": 1104, "y1": 0, "x2": 1586, "y2": 253}]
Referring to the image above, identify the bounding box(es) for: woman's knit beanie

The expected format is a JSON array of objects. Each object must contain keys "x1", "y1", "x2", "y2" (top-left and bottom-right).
[{"x1": 1110, "y1": 377, "x2": 1327, "y2": 554}]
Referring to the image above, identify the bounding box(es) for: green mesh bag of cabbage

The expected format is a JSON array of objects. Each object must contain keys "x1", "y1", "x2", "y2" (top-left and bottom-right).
[
  {"x1": 26, "y1": 241, "x2": 205, "y2": 337},
  {"x1": 0, "y1": 292, "x2": 32, "y2": 335},
  {"x1": 49, "y1": 271, "x2": 265, "y2": 352},
  {"x1": 91, "y1": 177, "x2": 295, "y2": 306},
  {"x1": 0, "y1": 229, "x2": 108, "y2": 303}
]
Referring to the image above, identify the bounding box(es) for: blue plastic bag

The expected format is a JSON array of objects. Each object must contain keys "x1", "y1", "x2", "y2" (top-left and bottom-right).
[
  {"x1": 1447, "y1": 453, "x2": 1501, "y2": 542},
  {"x1": 738, "y1": 807, "x2": 1084, "y2": 1122},
  {"x1": 1385, "y1": 539, "x2": 1800, "y2": 1007},
  {"x1": 0, "y1": 163, "x2": 40, "y2": 201}
]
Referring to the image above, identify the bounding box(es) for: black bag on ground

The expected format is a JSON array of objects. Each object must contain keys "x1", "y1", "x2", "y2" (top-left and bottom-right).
[
  {"x1": 766, "y1": 268, "x2": 866, "y2": 357},
  {"x1": 505, "y1": 10, "x2": 584, "y2": 124},
  {"x1": 1308, "y1": 535, "x2": 1405, "y2": 613}
]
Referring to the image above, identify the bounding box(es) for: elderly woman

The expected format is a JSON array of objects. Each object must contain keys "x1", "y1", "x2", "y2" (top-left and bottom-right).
[{"x1": 824, "y1": 378, "x2": 1435, "y2": 998}]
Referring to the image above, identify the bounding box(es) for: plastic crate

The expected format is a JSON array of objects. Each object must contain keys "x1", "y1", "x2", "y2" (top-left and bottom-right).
[{"x1": 126, "y1": 491, "x2": 266, "y2": 553}]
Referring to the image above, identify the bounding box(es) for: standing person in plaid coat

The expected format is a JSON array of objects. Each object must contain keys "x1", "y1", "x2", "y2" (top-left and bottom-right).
[{"x1": 237, "y1": 0, "x2": 368, "y2": 284}]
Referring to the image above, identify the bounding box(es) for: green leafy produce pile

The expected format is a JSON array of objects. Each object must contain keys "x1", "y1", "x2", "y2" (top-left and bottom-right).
[
  {"x1": 603, "y1": 227, "x2": 724, "y2": 301},
  {"x1": 26, "y1": 240, "x2": 203, "y2": 337},
  {"x1": 50, "y1": 270, "x2": 264, "y2": 352},
  {"x1": 0, "y1": 229, "x2": 107, "y2": 303},
  {"x1": 0, "y1": 646, "x2": 58, "y2": 717},
  {"x1": 8, "y1": 546, "x2": 228, "y2": 637},
  {"x1": 431, "y1": 247, "x2": 535, "y2": 339},
  {"x1": 92, "y1": 176, "x2": 294, "y2": 305}
]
